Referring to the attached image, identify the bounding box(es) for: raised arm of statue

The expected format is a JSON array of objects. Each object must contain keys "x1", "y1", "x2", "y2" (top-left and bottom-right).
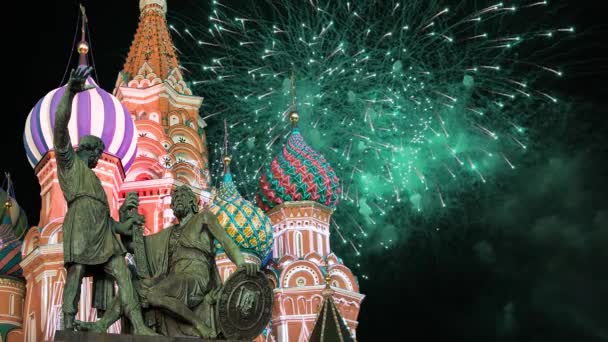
[
  {"x1": 53, "y1": 66, "x2": 94, "y2": 159},
  {"x1": 202, "y1": 210, "x2": 259, "y2": 276}
]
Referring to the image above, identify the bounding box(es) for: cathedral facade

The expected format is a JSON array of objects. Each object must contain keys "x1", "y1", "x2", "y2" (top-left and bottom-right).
[{"x1": 0, "y1": 1, "x2": 363, "y2": 341}]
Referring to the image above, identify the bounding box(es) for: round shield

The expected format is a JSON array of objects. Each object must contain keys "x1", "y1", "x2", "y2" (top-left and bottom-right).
[{"x1": 216, "y1": 269, "x2": 273, "y2": 340}]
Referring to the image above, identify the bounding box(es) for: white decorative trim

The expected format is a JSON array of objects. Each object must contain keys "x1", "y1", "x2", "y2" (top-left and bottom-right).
[
  {"x1": 34, "y1": 269, "x2": 58, "y2": 283},
  {"x1": 272, "y1": 225, "x2": 329, "y2": 238},
  {"x1": 0, "y1": 319, "x2": 23, "y2": 327},
  {"x1": 272, "y1": 285, "x2": 365, "y2": 301},
  {"x1": 329, "y1": 269, "x2": 354, "y2": 291},
  {"x1": 117, "y1": 83, "x2": 202, "y2": 109},
  {"x1": 283, "y1": 265, "x2": 320, "y2": 286},
  {"x1": 20, "y1": 246, "x2": 63, "y2": 270},
  {"x1": 139, "y1": 0, "x2": 166, "y2": 14}
]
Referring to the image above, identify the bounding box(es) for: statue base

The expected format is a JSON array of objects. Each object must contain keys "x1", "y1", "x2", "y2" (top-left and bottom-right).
[{"x1": 54, "y1": 330, "x2": 248, "y2": 342}]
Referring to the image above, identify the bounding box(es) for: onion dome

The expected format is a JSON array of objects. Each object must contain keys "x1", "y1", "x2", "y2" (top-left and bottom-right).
[
  {"x1": 209, "y1": 156, "x2": 274, "y2": 262},
  {"x1": 23, "y1": 77, "x2": 137, "y2": 170},
  {"x1": 23, "y1": 9, "x2": 137, "y2": 171},
  {"x1": 0, "y1": 188, "x2": 27, "y2": 278},
  {"x1": 257, "y1": 112, "x2": 341, "y2": 211}
]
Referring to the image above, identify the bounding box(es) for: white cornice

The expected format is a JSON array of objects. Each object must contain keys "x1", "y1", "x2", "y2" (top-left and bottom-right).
[
  {"x1": 34, "y1": 269, "x2": 58, "y2": 282},
  {"x1": 120, "y1": 178, "x2": 211, "y2": 197},
  {"x1": 20, "y1": 244, "x2": 63, "y2": 269},
  {"x1": 117, "y1": 82, "x2": 203, "y2": 109},
  {"x1": 0, "y1": 319, "x2": 23, "y2": 327},
  {"x1": 273, "y1": 226, "x2": 329, "y2": 238},
  {"x1": 273, "y1": 285, "x2": 365, "y2": 301}
]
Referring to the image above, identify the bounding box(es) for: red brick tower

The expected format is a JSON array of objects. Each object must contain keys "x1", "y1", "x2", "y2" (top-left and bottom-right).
[
  {"x1": 257, "y1": 108, "x2": 365, "y2": 341},
  {"x1": 114, "y1": 0, "x2": 210, "y2": 236}
]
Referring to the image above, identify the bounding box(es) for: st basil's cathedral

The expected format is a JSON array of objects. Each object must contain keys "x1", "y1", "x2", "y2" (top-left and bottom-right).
[{"x1": 0, "y1": 1, "x2": 364, "y2": 341}]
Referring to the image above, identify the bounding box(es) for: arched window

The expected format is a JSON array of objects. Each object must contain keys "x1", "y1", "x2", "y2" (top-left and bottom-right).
[
  {"x1": 9, "y1": 293, "x2": 15, "y2": 316},
  {"x1": 295, "y1": 232, "x2": 303, "y2": 257},
  {"x1": 317, "y1": 233, "x2": 323, "y2": 254},
  {"x1": 135, "y1": 173, "x2": 153, "y2": 181}
]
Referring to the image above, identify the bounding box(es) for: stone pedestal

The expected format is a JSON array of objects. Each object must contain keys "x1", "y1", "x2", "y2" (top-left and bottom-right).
[{"x1": 54, "y1": 331, "x2": 248, "y2": 342}]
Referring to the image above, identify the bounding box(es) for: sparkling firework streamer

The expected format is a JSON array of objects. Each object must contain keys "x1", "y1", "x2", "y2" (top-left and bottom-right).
[{"x1": 170, "y1": 0, "x2": 573, "y2": 257}]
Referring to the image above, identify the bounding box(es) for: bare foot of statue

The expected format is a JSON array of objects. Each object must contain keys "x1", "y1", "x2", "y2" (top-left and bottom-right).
[{"x1": 73, "y1": 320, "x2": 108, "y2": 333}]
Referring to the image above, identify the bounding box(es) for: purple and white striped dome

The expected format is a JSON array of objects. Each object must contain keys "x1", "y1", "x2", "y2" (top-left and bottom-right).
[{"x1": 23, "y1": 77, "x2": 137, "y2": 170}]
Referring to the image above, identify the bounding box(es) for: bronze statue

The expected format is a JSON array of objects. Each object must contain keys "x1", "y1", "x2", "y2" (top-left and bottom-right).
[
  {"x1": 54, "y1": 66, "x2": 155, "y2": 335},
  {"x1": 76, "y1": 186, "x2": 266, "y2": 339}
]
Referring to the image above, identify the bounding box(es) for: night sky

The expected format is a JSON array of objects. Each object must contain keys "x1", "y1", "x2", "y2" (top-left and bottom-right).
[{"x1": 3, "y1": 1, "x2": 608, "y2": 341}]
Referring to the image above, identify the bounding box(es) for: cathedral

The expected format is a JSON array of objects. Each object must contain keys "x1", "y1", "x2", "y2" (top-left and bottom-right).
[{"x1": 0, "y1": 1, "x2": 363, "y2": 341}]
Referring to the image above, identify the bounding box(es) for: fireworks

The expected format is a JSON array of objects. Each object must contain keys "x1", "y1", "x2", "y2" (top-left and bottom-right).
[{"x1": 170, "y1": 0, "x2": 573, "y2": 257}]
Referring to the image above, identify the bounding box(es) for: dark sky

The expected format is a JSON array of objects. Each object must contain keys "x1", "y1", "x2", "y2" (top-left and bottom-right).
[{"x1": 2, "y1": 1, "x2": 608, "y2": 341}]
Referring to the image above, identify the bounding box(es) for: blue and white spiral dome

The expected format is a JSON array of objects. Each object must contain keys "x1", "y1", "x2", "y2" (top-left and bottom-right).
[{"x1": 23, "y1": 77, "x2": 137, "y2": 170}]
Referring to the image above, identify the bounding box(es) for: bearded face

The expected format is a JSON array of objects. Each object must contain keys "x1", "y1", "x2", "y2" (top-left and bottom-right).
[
  {"x1": 76, "y1": 135, "x2": 104, "y2": 169},
  {"x1": 170, "y1": 187, "x2": 197, "y2": 220},
  {"x1": 81, "y1": 147, "x2": 102, "y2": 168}
]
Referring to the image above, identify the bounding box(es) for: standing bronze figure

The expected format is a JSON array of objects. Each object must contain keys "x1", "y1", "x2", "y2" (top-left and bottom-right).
[{"x1": 54, "y1": 66, "x2": 155, "y2": 335}]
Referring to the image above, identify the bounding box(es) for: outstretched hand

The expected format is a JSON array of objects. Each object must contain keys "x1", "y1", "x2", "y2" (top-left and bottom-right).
[
  {"x1": 238, "y1": 262, "x2": 259, "y2": 277},
  {"x1": 67, "y1": 65, "x2": 95, "y2": 94}
]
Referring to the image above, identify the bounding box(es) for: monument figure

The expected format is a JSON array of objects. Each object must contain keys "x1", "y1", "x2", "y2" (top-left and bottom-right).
[
  {"x1": 75, "y1": 185, "x2": 272, "y2": 339},
  {"x1": 53, "y1": 65, "x2": 156, "y2": 335}
]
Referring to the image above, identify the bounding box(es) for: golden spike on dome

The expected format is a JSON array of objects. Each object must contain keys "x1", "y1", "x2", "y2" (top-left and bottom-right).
[
  {"x1": 322, "y1": 272, "x2": 334, "y2": 297},
  {"x1": 78, "y1": 4, "x2": 89, "y2": 66},
  {"x1": 289, "y1": 69, "x2": 300, "y2": 127},
  {"x1": 223, "y1": 119, "x2": 232, "y2": 173},
  {"x1": 3, "y1": 172, "x2": 14, "y2": 208}
]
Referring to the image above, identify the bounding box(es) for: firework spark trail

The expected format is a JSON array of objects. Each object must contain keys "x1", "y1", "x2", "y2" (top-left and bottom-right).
[{"x1": 171, "y1": 0, "x2": 573, "y2": 256}]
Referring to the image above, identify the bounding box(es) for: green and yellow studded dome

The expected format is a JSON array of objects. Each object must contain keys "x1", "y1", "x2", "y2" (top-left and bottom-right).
[{"x1": 209, "y1": 159, "x2": 274, "y2": 262}]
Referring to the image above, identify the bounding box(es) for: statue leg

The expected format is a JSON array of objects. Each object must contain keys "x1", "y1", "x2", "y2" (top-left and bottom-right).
[
  {"x1": 74, "y1": 295, "x2": 122, "y2": 333},
  {"x1": 146, "y1": 282, "x2": 215, "y2": 338},
  {"x1": 104, "y1": 255, "x2": 158, "y2": 336},
  {"x1": 62, "y1": 263, "x2": 86, "y2": 330}
]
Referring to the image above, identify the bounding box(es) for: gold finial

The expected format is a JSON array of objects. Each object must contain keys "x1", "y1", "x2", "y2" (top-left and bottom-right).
[
  {"x1": 3, "y1": 173, "x2": 14, "y2": 208},
  {"x1": 223, "y1": 155, "x2": 232, "y2": 167},
  {"x1": 78, "y1": 4, "x2": 90, "y2": 66},
  {"x1": 290, "y1": 111, "x2": 300, "y2": 126},
  {"x1": 78, "y1": 42, "x2": 89, "y2": 54},
  {"x1": 322, "y1": 272, "x2": 334, "y2": 297},
  {"x1": 324, "y1": 273, "x2": 331, "y2": 288}
]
